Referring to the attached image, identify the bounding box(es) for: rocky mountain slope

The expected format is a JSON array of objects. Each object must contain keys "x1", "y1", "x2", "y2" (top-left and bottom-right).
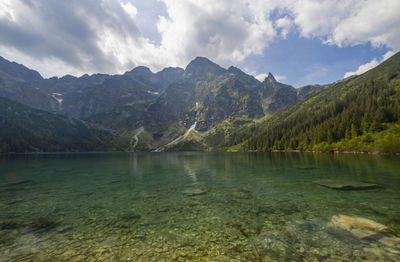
[
  {"x1": 0, "y1": 55, "x2": 328, "y2": 152},
  {"x1": 140, "y1": 57, "x2": 328, "y2": 151}
]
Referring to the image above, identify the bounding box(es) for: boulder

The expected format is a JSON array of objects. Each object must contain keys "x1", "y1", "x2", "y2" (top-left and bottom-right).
[
  {"x1": 329, "y1": 215, "x2": 400, "y2": 258},
  {"x1": 313, "y1": 179, "x2": 380, "y2": 190},
  {"x1": 183, "y1": 188, "x2": 207, "y2": 196},
  {"x1": 328, "y1": 214, "x2": 390, "y2": 239}
]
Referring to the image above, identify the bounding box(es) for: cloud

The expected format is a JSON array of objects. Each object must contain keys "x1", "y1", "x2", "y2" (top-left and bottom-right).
[
  {"x1": 382, "y1": 50, "x2": 395, "y2": 61},
  {"x1": 343, "y1": 51, "x2": 395, "y2": 78},
  {"x1": 254, "y1": 73, "x2": 286, "y2": 82},
  {"x1": 275, "y1": 17, "x2": 293, "y2": 39},
  {"x1": 0, "y1": 0, "x2": 146, "y2": 76},
  {"x1": 157, "y1": 0, "x2": 279, "y2": 67},
  {"x1": 0, "y1": 0, "x2": 281, "y2": 77},
  {"x1": 286, "y1": 0, "x2": 400, "y2": 51},
  {"x1": 255, "y1": 73, "x2": 268, "y2": 81},
  {"x1": 121, "y1": 2, "x2": 138, "y2": 20},
  {"x1": 343, "y1": 59, "x2": 379, "y2": 78},
  {"x1": 0, "y1": 0, "x2": 398, "y2": 79}
]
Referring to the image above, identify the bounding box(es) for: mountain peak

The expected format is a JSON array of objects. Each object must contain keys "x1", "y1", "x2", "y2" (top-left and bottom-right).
[
  {"x1": 191, "y1": 56, "x2": 214, "y2": 64},
  {"x1": 0, "y1": 56, "x2": 43, "y2": 81},
  {"x1": 185, "y1": 56, "x2": 226, "y2": 76},
  {"x1": 128, "y1": 66, "x2": 153, "y2": 75},
  {"x1": 158, "y1": 67, "x2": 184, "y2": 74},
  {"x1": 267, "y1": 72, "x2": 276, "y2": 82}
]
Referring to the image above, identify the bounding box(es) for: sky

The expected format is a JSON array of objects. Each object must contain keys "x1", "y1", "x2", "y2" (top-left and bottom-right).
[{"x1": 0, "y1": 0, "x2": 399, "y2": 87}]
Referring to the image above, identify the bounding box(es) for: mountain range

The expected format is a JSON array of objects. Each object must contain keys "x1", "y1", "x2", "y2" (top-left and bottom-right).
[{"x1": 0, "y1": 52, "x2": 399, "y2": 153}]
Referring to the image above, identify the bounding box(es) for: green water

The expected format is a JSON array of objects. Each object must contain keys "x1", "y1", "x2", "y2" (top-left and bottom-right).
[{"x1": 0, "y1": 152, "x2": 399, "y2": 261}]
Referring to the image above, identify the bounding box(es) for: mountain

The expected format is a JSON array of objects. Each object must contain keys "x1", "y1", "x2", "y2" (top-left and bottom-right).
[
  {"x1": 0, "y1": 55, "x2": 329, "y2": 152},
  {"x1": 0, "y1": 57, "x2": 184, "y2": 122},
  {"x1": 0, "y1": 56, "x2": 42, "y2": 81},
  {"x1": 236, "y1": 51, "x2": 400, "y2": 153},
  {"x1": 0, "y1": 57, "x2": 54, "y2": 112},
  {"x1": 125, "y1": 66, "x2": 184, "y2": 92},
  {"x1": 0, "y1": 96, "x2": 121, "y2": 153},
  {"x1": 142, "y1": 57, "x2": 328, "y2": 151}
]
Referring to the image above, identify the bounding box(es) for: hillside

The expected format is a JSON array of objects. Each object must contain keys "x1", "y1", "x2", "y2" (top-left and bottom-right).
[
  {"x1": 237, "y1": 52, "x2": 400, "y2": 153},
  {"x1": 0, "y1": 97, "x2": 121, "y2": 153}
]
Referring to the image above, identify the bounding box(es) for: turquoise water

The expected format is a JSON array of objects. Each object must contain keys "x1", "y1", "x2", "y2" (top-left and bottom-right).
[{"x1": 0, "y1": 152, "x2": 399, "y2": 261}]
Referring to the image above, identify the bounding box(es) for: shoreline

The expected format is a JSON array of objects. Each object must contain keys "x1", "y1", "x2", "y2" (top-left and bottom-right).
[{"x1": 1, "y1": 150, "x2": 400, "y2": 156}]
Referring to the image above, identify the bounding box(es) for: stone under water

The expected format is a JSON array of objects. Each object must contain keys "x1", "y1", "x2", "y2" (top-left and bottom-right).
[
  {"x1": 313, "y1": 179, "x2": 380, "y2": 190},
  {"x1": 328, "y1": 215, "x2": 400, "y2": 259},
  {"x1": 328, "y1": 214, "x2": 390, "y2": 239},
  {"x1": 183, "y1": 188, "x2": 207, "y2": 196}
]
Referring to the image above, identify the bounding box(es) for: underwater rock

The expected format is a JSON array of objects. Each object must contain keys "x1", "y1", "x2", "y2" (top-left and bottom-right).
[
  {"x1": 313, "y1": 179, "x2": 380, "y2": 190},
  {"x1": 329, "y1": 215, "x2": 400, "y2": 260},
  {"x1": 183, "y1": 188, "x2": 207, "y2": 196},
  {"x1": 328, "y1": 215, "x2": 400, "y2": 245},
  {"x1": 328, "y1": 215, "x2": 390, "y2": 239}
]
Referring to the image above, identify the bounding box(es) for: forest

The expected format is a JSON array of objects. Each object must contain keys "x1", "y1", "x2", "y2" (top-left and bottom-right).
[{"x1": 241, "y1": 52, "x2": 400, "y2": 153}]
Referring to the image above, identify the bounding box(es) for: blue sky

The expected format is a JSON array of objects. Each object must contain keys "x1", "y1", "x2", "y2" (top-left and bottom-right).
[
  {"x1": 0, "y1": 0, "x2": 398, "y2": 87},
  {"x1": 239, "y1": 34, "x2": 391, "y2": 87}
]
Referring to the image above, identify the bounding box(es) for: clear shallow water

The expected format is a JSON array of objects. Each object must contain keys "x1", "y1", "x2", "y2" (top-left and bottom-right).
[{"x1": 0, "y1": 152, "x2": 399, "y2": 261}]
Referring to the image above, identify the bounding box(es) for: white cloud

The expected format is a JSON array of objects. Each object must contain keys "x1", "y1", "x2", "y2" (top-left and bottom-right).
[
  {"x1": 255, "y1": 73, "x2": 268, "y2": 81},
  {"x1": 0, "y1": 0, "x2": 399, "y2": 79},
  {"x1": 157, "y1": 0, "x2": 278, "y2": 68},
  {"x1": 254, "y1": 73, "x2": 286, "y2": 82},
  {"x1": 0, "y1": 0, "x2": 16, "y2": 21},
  {"x1": 343, "y1": 50, "x2": 395, "y2": 78},
  {"x1": 343, "y1": 59, "x2": 379, "y2": 78},
  {"x1": 0, "y1": 0, "x2": 283, "y2": 77},
  {"x1": 0, "y1": 46, "x2": 85, "y2": 77},
  {"x1": 288, "y1": 0, "x2": 356, "y2": 39},
  {"x1": 286, "y1": 0, "x2": 400, "y2": 51},
  {"x1": 275, "y1": 17, "x2": 293, "y2": 39},
  {"x1": 120, "y1": 2, "x2": 138, "y2": 20},
  {"x1": 382, "y1": 50, "x2": 395, "y2": 61}
]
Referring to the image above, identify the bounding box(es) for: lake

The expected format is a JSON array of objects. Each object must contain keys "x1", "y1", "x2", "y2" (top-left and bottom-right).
[{"x1": 0, "y1": 152, "x2": 399, "y2": 261}]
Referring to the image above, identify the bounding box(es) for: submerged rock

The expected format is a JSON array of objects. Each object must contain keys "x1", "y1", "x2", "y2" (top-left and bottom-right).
[
  {"x1": 328, "y1": 215, "x2": 400, "y2": 259},
  {"x1": 328, "y1": 214, "x2": 390, "y2": 239},
  {"x1": 183, "y1": 188, "x2": 207, "y2": 196},
  {"x1": 313, "y1": 179, "x2": 380, "y2": 190}
]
